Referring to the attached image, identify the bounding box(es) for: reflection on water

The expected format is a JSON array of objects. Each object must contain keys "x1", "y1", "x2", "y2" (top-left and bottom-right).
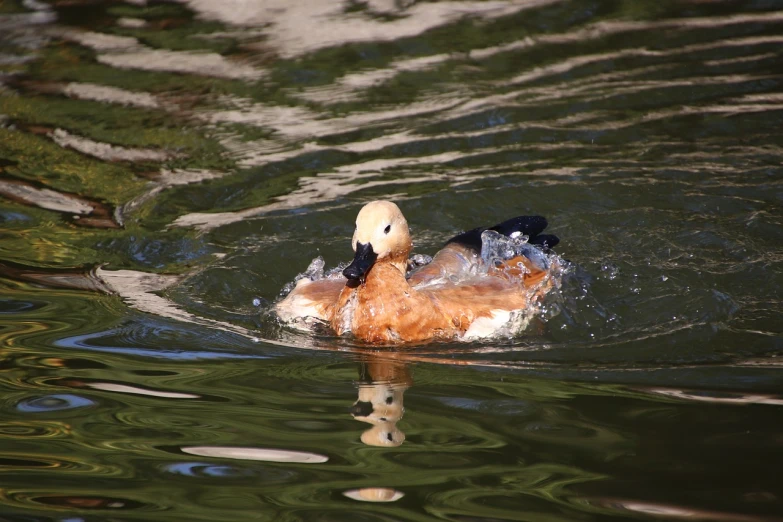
[
  {"x1": 351, "y1": 357, "x2": 411, "y2": 447},
  {"x1": 343, "y1": 487, "x2": 405, "y2": 503},
  {"x1": 584, "y1": 498, "x2": 782, "y2": 522},
  {"x1": 1, "y1": 0, "x2": 783, "y2": 519},
  {"x1": 182, "y1": 446, "x2": 329, "y2": 464}
]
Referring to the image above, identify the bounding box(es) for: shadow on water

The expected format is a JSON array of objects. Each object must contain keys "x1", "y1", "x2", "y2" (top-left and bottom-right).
[{"x1": 1, "y1": 0, "x2": 783, "y2": 520}]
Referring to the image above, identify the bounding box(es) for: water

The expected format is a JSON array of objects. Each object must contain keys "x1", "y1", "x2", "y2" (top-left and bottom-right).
[{"x1": 1, "y1": 0, "x2": 782, "y2": 520}]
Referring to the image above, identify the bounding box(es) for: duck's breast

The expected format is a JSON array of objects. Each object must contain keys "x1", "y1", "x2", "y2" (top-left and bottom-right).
[{"x1": 349, "y1": 265, "x2": 459, "y2": 342}]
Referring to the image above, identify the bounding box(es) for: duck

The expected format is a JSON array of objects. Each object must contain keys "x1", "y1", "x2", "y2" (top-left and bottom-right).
[{"x1": 275, "y1": 200, "x2": 561, "y2": 343}]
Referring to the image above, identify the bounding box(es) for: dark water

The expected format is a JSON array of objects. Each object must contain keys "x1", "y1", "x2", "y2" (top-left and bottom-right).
[{"x1": 1, "y1": 0, "x2": 783, "y2": 520}]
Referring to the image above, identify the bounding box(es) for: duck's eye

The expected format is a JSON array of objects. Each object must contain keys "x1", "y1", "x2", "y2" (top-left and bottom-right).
[{"x1": 384, "y1": 225, "x2": 391, "y2": 234}]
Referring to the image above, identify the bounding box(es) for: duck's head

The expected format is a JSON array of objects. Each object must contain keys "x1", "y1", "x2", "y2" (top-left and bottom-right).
[{"x1": 343, "y1": 201, "x2": 412, "y2": 281}]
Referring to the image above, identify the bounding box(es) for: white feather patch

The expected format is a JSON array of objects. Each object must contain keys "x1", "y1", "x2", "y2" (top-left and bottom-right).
[{"x1": 463, "y1": 309, "x2": 512, "y2": 340}]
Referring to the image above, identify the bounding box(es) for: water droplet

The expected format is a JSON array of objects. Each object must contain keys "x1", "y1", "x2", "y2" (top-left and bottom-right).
[
  {"x1": 409, "y1": 253, "x2": 432, "y2": 267},
  {"x1": 480, "y1": 230, "x2": 546, "y2": 273},
  {"x1": 600, "y1": 262, "x2": 619, "y2": 280}
]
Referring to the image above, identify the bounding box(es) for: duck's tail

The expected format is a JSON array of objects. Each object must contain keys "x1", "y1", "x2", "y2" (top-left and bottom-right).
[{"x1": 446, "y1": 215, "x2": 559, "y2": 253}]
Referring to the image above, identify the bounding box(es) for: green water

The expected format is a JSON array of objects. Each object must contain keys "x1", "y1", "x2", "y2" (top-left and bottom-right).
[{"x1": 1, "y1": 0, "x2": 782, "y2": 520}]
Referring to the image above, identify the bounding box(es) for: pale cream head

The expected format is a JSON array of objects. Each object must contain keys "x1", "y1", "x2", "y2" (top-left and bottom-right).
[{"x1": 351, "y1": 201, "x2": 412, "y2": 259}]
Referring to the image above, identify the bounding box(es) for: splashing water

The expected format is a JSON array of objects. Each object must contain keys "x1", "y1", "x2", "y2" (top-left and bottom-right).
[
  {"x1": 279, "y1": 256, "x2": 350, "y2": 297},
  {"x1": 472, "y1": 229, "x2": 568, "y2": 338},
  {"x1": 480, "y1": 229, "x2": 551, "y2": 274},
  {"x1": 408, "y1": 253, "x2": 433, "y2": 269}
]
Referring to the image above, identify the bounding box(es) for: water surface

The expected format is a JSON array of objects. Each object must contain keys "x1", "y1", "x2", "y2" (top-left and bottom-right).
[{"x1": 1, "y1": 0, "x2": 782, "y2": 520}]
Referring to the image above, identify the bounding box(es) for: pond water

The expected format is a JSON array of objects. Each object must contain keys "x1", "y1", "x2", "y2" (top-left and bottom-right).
[{"x1": 1, "y1": 0, "x2": 782, "y2": 520}]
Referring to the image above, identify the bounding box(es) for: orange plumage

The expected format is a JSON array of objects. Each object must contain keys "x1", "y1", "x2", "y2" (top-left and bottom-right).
[{"x1": 275, "y1": 201, "x2": 561, "y2": 343}]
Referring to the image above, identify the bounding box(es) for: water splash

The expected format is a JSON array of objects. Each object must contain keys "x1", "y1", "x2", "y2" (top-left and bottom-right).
[
  {"x1": 279, "y1": 256, "x2": 348, "y2": 297},
  {"x1": 480, "y1": 229, "x2": 551, "y2": 273},
  {"x1": 409, "y1": 253, "x2": 433, "y2": 269}
]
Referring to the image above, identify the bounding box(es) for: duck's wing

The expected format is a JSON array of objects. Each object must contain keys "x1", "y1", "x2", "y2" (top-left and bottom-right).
[
  {"x1": 275, "y1": 278, "x2": 346, "y2": 325},
  {"x1": 408, "y1": 215, "x2": 559, "y2": 288},
  {"x1": 418, "y1": 277, "x2": 532, "y2": 331},
  {"x1": 446, "y1": 215, "x2": 559, "y2": 253},
  {"x1": 417, "y1": 260, "x2": 558, "y2": 338}
]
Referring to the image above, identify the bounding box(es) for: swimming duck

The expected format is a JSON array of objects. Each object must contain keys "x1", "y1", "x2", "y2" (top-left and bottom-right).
[{"x1": 275, "y1": 201, "x2": 561, "y2": 343}]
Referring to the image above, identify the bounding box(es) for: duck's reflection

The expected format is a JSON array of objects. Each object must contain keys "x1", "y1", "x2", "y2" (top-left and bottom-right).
[{"x1": 350, "y1": 357, "x2": 412, "y2": 447}]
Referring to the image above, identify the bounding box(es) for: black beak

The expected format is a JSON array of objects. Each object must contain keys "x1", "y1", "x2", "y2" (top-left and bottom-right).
[{"x1": 343, "y1": 242, "x2": 377, "y2": 280}]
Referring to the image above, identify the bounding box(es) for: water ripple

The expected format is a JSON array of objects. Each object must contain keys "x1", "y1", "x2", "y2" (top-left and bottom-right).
[
  {"x1": 181, "y1": 446, "x2": 329, "y2": 464},
  {"x1": 1, "y1": 1, "x2": 782, "y2": 520},
  {"x1": 15, "y1": 394, "x2": 95, "y2": 413}
]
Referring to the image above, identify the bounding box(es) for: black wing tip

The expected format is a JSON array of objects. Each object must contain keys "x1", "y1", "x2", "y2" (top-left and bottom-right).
[
  {"x1": 446, "y1": 215, "x2": 557, "y2": 253},
  {"x1": 490, "y1": 215, "x2": 548, "y2": 239},
  {"x1": 445, "y1": 226, "x2": 486, "y2": 252}
]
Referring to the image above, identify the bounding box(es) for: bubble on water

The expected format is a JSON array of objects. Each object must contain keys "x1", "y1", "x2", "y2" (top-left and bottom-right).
[
  {"x1": 252, "y1": 298, "x2": 262, "y2": 307},
  {"x1": 600, "y1": 262, "x2": 619, "y2": 280}
]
